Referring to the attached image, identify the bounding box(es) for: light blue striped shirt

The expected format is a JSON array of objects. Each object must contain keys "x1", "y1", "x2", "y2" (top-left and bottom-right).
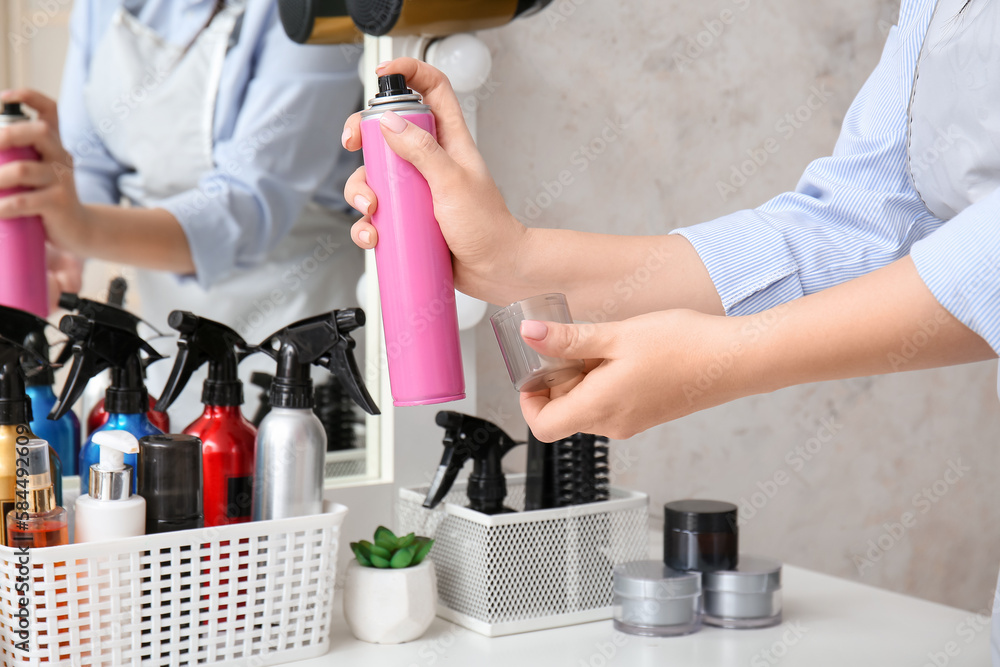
[
  {"x1": 674, "y1": 0, "x2": 1000, "y2": 355},
  {"x1": 60, "y1": 0, "x2": 363, "y2": 288}
]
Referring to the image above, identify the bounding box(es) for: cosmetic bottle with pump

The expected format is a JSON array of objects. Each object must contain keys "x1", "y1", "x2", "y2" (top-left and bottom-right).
[
  {"x1": 49, "y1": 310, "x2": 166, "y2": 495},
  {"x1": 56, "y1": 291, "x2": 171, "y2": 436},
  {"x1": 423, "y1": 411, "x2": 522, "y2": 515},
  {"x1": 360, "y1": 74, "x2": 465, "y2": 406},
  {"x1": 75, "y1": 430, "x2": 145, "y2": 542},
  {"x1": 22, "y1": 324, "x2": 81, "y2": 477},
  {"x1": 251, "y1": 309, "x2": 378, "y2": 520},
  {"x1": 6, "y1": 437, "x2": 67, "y2": 548},
  {"x1": 155, "y1": 311, "x2": 257, "y2": 526}
]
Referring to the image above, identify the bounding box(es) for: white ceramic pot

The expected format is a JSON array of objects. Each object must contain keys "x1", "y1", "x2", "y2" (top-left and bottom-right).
[{"x1": 343, "y1": 559, "x2": 437, "y2": 644}]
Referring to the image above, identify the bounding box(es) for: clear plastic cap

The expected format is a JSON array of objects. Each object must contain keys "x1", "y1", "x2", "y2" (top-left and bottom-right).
[{"x1": 490, "y1": 293, "x2": 585, "y2": 392}]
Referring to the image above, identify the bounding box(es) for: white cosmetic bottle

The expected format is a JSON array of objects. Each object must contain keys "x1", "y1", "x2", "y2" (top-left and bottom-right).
[{"x1": 75, "y1": 430, "x2": 146, "y2": 542}]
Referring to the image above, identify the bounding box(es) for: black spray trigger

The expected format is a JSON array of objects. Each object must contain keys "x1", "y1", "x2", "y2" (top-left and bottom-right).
[
  {"x1": 156, "y1": 311, "x2": 254, "y2": 412},
  {"x1": 254, "y1": 308, "x2": 378, "y2": 415},
  {"x1": 49, "y1": 315, "x2": 163, "y2": 421},
  {"x1": 422, "y1": 411, "x2": 522, "y2": 515}
]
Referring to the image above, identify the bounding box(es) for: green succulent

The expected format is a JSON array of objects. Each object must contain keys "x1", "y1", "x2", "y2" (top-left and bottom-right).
[{"x1": 350, "y1": 526, "x2": 434, "y2": 569}]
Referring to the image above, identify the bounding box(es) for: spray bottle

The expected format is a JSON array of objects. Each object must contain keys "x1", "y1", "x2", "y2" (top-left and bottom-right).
[
  {"x1": 360, "y1": 74, "x2": 465, "y2": 406},
  {"x1": 0, "y1": 306, "x2": 65, "y2": 544},
  {"x1": 423, "y1": 411, "x2": 522, "y2": 515},
  {"x1": 74, "y1": 430, "x2": 145, "y2": 542},
  {"x1": 251, "y1": 309, "x2": 378, "y2": 520},
  {"x1": 0, "y1": 103, "x2": 47, "y2": 318},
  {"x1": 155, "y1": 311, "x2": 257, "y2": 526},
  {"x1": 20, "y1": 321, "x2": 81, "y2": 477},
  {"x1": 56, "y1": 290, "x2": 171, "y2": 435},
  {"x1": 49, "y1": 313, "x2": 165, "y2": 495}
]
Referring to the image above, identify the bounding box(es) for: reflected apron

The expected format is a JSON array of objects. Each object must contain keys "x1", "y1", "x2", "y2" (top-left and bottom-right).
[{"x1": 82, "y1": 1, "x2": 363, "y2": 425}]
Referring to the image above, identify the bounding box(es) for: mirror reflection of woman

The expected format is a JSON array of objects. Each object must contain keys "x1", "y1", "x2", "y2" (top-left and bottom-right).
[
  {"x1": 0, "y1": 0, "x2": 364, "y2": 424},
  {"x1": 342, "y1": 0, "x2": 1000, "y2": 658}
]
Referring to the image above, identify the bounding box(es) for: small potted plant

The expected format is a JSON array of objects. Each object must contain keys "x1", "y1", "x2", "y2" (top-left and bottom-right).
[{"x1": 343, "y1": 526, "x2": 437, "y2": 644}]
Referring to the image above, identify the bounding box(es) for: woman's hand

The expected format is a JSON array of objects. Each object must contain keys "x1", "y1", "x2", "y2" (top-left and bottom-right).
[
  {"x1": 0, "y1": 90, "x2": 91, "y2": 255},
  {"x1": 342, "y1": 58, "x2": 530, "y2": 303},
  {"x1": 517, "y1": 310, "x2": 754, "y2": 442}
]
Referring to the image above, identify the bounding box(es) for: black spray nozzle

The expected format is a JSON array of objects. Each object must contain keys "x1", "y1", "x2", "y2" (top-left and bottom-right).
[
  {"x1": 1, "y1": 102, "x2": 26, "y2": 118},
  {"x1": 423, "y1": 411, "x2": 522, "y2": 515},
  {"x1": 256, "y1": 309, "x2": 378, "y2": 415},
  {"x1": 107, "y1": 276, "x2": 128, "y2": 307},
  {"x1": 156, "y1": 311, "x2": 255, "y2": 411},
  {"x1": 376, "y1": 74, "x2": 411, "y2": 98},
  {"x1": 54, "y1": 286, "x2": 155, "y2": 366},
  {"x1": 0, "y1": 305, "x2": 53, "y2": 425},
  {"x1": 49, "y1": 315, "x2": 164, "y2": 421},
  {"x1": 57, "y1": 292, "x2": 151, "y2": 334}
]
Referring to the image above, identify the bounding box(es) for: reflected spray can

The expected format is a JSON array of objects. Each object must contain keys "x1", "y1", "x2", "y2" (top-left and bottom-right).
[
  {"x1": 0, "y1": 103, "x2": 47, "y2": 318},
  {"x1": 359, "y1": 74, "x2": 465, "y2": 406}
]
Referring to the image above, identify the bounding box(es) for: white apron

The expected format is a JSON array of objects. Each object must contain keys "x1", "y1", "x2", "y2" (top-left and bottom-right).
[
  {"x1": 907, "y1": 0, "x2": 1000, "y2": 661},
  {"x1": 82, "y1": 1, "x2": 364, "y2": 425}
]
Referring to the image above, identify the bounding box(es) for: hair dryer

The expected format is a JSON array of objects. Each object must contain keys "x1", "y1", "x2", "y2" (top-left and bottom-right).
[{"x1": 280, "y1": 0, "x2": 553, "y2": 41}]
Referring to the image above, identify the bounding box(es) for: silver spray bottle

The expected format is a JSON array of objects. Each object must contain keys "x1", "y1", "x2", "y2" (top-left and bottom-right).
[{"x1": 251, "y1": 309, "x2": 378, "y2": 520}]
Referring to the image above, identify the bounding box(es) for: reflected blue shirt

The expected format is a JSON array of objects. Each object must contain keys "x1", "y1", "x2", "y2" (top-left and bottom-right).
[
  {"x1": 60, "y1": 0, "x2": 363, "y2": 288},
  {"x1": 673, "y1": 0, "x2": 1000, "y2": 355}
]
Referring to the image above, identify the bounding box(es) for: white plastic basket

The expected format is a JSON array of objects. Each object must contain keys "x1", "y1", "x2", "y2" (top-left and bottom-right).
[
  {"x1": 398, "y1": 475, "x2": 648, "y2": 636},
  {"x1": 0, "y1": 502, "x2": 348, "y2": 666}
]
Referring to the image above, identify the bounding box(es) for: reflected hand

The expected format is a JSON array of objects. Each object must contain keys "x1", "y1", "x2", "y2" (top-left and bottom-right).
[{"x1": 0, "y1": 90, "x2": 91, "y2": 255}]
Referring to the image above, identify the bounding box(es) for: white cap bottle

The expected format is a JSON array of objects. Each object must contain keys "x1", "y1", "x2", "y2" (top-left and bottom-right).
[{"x1": 75, "y1": 430, "x2": 146, "y2": 542}]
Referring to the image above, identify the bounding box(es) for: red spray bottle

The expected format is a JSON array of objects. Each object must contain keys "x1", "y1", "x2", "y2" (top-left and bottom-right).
[{"x1": 155, "y1": 311, "x2": 256, "y2": 526}]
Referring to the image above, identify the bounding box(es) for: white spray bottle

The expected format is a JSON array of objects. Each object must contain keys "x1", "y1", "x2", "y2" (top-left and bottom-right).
[{"x1": 75, "y1": 430, "x2": 146, "y2": 542}]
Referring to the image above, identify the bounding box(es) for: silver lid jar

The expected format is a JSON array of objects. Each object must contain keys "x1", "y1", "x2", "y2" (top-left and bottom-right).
[
  {"x1": 702, "y1": 555, "x2": 782, "y2": 628},
  {"x1": 612, "y1": 560, "x2": 702, "y2": 637}
]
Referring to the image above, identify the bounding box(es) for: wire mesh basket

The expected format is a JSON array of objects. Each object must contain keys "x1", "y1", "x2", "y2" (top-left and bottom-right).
[
  {"x1": 0, "y1": 502, "x2": 347, "y2": 666},
  {"x1": 398, "y1": 475, "x2": 648, "y2": 636}
]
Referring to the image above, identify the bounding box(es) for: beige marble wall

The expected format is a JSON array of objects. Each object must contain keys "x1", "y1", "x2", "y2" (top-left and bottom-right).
[{"x1": 474, "y1": 0, "x2": 1000, "y2": 612}]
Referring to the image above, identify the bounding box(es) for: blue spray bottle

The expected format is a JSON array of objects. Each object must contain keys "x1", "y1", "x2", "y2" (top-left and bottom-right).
[
  {"x1": 22, "y1": 327, "x2": 80, "y2": 476},
  {"x1": 49, "y1": 306, "x2": 165, "y2": 495}
]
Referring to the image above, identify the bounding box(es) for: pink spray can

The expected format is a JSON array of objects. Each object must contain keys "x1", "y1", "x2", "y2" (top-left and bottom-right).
[
  {"x1": 0, "y1": 103, "x2": 47, "y2": 318},
  {"x1": 360, "y1": 74, "x2": 465, "y2": 406}
]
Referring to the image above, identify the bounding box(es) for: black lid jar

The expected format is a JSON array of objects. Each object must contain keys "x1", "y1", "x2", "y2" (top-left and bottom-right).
[{"x1": 663, "y1": 499, "x2": 738, "y2": 573}]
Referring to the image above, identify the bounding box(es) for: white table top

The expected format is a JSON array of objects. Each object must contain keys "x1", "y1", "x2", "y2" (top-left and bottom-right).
[{"x1": 289, "y1": 564, "x2": 991, "y2": 666}]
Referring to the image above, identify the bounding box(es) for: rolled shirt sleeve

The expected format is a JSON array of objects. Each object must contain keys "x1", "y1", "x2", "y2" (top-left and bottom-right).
[
  {"x1": 155, "y1": 6, "x2": 362, "y2": 288},
  {"x1": 910, "y1": 187, "x2": 1000, "y2": 354},
  {"x1": 673, "y1": 1, "x2": 943, "y2": 316}
]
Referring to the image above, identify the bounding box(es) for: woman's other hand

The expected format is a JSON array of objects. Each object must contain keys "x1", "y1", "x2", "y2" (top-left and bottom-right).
[{"x1": 517, "y1": 310, "x2": 754, "y2": 442}]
